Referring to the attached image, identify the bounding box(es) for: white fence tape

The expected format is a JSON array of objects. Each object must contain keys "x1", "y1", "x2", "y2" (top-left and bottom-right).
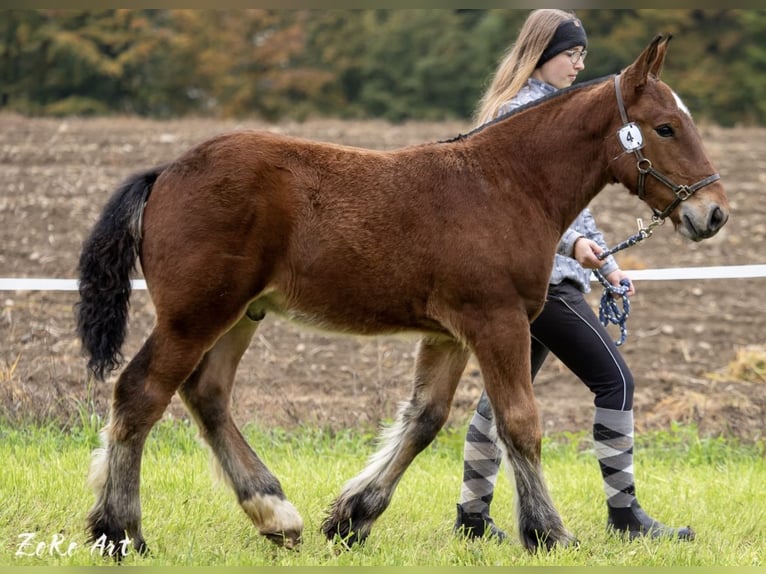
[
  {"x1": 622, "y1": 264, "x2": 766, "y2": 281},
  {"x1": 0, "y1": 265, "x2": 765, "y2": 292},
  {"x1": 0, "y1": 279, "x2": 147, "y2": 291}
]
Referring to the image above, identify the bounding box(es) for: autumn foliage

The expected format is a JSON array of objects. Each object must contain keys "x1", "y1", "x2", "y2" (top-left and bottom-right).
[{"x1": 2, "y1": 10, "x2": 764, "y2": 125}]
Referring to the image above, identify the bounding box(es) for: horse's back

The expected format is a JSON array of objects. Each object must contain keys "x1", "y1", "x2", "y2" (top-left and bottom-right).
[{"x1": 138, "y1": 128, "x2": 549, "y2": 337}]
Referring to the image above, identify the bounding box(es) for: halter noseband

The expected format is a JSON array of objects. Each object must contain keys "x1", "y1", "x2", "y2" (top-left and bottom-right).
[{"x1": 613, "y1": 74, "x2": 720, "y2": 222}]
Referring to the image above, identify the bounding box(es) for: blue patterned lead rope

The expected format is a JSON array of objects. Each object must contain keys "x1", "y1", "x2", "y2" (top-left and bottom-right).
[
  {"x1": 592, "y1": 218, "x2": 660, "y2": 346},
  {"x1": 597, "y1": 216, "x2": 660, "y2": 260},
  {"x1": 593, "y1": 270, "x2": 631, "y2": 346}
]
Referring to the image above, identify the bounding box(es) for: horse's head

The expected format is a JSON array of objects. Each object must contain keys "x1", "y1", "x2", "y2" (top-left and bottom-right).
[{"x1": 607, "y1": 35, "x2": 729, "y2": 241}]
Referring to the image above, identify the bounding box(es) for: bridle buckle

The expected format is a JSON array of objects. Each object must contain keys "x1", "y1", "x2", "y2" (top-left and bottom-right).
[{"x1": 674, "y1": 185, "x2": 693, "y2": 201}]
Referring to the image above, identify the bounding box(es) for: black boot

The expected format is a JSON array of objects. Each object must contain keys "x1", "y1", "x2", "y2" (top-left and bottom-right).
[
  {"x1": 607, "y1": 500, "x2": 695, "y2": 540},
  {"x1": 454, "y1": 495, "x2": 508, "y2": 542}
]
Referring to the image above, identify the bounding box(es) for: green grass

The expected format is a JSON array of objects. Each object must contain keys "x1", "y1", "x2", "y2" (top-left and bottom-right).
[{"x1": 0, "y1": 417, "x2": 763, "y2": 566}]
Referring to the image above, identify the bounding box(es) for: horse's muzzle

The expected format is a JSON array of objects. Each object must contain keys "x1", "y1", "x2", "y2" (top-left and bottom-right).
[{"x1": 680, "y1": 201, "x2": 729, "y2": 241}]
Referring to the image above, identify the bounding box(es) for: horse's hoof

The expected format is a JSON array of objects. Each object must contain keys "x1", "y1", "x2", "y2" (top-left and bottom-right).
[
  {"x1": 321, "y1": 518, "x2": 368, "y2": 551},
  {"x1": 522, "y1": 529, "x2": 579, "y2": 553},
  {"x1": 556, "y1": 533, "x2": 580, "y2": 550},
  {"x1": 328, "y1": 531, "x2": 367, "y2": 553},
  {"x1": 262, "y1": 529, "x2": 302, "y2": 550}
]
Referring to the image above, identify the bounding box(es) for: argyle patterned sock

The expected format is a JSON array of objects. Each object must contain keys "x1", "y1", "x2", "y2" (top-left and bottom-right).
[
  {"x1": 459, "y1": 407, "x2": 502, "y2": 513},
  {"x1": 593, "y1": 406, "x2": 636, "y2": 508}
]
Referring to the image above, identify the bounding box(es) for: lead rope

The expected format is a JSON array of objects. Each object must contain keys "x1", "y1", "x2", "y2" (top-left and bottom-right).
[
  {"x1": 593, "y1": 271, "x2": 631, "y2": 346},
  {"x1": 593, "y1": 217, "x2": 662, "y2": 346}
]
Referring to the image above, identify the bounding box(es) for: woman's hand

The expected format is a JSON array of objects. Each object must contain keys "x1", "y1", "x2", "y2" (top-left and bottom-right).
[
  {"x1": 572, "y1": 237, "x2": 604, "y2": 269},
  {"x1": 604, "y1": 269, "x2": 636, "y2": 296}
]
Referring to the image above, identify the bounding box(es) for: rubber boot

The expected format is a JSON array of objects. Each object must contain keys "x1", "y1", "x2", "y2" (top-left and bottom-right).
[
  {"x1": 454, "y1": 494, "x2": 508, "y2": 542},
  {"x1": 607, "y1": 500, "x2": 695, "y2": 540}
]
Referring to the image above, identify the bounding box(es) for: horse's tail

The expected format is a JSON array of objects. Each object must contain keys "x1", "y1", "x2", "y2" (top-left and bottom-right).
[{"x1": 76, "y1": 166, "x2": 165, "y2": 381}]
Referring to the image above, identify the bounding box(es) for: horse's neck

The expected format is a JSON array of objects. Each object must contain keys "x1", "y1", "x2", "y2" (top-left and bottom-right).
[{"x1": 471, "y1": 82, "x2": 614, "y2": 236}]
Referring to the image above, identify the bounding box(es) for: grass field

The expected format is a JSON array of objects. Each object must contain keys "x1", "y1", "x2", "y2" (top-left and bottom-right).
[{"x1": 1, "y1": 415, "x2": 763, "y2": 567}]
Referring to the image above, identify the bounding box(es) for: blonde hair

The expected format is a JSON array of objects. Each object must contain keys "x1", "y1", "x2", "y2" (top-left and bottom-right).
[{"x1": 474, "y1": 9, "x2": 579, "y2": 126}]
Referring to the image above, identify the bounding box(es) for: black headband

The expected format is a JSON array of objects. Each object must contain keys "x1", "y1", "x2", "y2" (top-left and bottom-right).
[{"x1": 537, "y1": 18, "x2": 588, "y2": 68}]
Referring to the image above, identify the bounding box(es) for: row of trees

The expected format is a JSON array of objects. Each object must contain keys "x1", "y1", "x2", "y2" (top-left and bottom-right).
[{"x1": 2, "y1": 9, "x2": 765, "y2": 126}]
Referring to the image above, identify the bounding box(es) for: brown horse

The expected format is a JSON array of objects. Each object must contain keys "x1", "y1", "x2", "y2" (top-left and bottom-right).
[{"x1": 76, "y1": 35, "x2": 728, "y2": 555}]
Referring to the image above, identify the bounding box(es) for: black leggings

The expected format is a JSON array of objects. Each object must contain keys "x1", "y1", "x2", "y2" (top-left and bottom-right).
[{"x1": 529, "y1": 280, "x2": 634, "y2": 411}]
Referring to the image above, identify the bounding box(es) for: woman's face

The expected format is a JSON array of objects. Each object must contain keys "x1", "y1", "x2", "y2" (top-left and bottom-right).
[{"x1": 533, "y1": 46, "x2": 586, "y2": 89}]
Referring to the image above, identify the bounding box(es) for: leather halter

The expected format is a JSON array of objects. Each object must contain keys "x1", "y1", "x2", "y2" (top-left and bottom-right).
[{"x1": 613, "y1": 74, "x2": 720, "y2": 221}]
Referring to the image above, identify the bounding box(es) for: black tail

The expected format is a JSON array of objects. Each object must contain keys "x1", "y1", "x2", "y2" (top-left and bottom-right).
[{"x1": 76, "y1": 167, "x2": 165, "y2": 381}]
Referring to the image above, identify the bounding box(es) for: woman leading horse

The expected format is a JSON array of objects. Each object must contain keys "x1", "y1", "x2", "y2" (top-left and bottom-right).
[{"x1": 77, "y1": 35, "x2": 727, "y2": 555}]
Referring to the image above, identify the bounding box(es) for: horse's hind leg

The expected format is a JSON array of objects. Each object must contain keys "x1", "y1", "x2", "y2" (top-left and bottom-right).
[
  {"x1": 178, "y1": 315, "x2": 303, "y2": 549},
  {"x1": 87, "y1": 329, "x2": 208, "y2": 556},
  {"x1": 322, "y1": 335, "x2": 469, "y2": 546},
  {"x1": 469, "y1": 311, "x2": 576, "y2": 551}
]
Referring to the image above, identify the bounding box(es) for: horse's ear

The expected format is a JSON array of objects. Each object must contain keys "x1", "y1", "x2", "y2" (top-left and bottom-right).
[
  {"x1": 649, "y1": 34, "x2": 672, "y2": 78},
  {"x1": 622, "y1": 34, "x2": 670, "y2": 91}
]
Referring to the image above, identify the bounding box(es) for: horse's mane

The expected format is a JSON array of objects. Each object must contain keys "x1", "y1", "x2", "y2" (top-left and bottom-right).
[{"x1": 439, "y1": 74, "x2": 615, "y2": 144}]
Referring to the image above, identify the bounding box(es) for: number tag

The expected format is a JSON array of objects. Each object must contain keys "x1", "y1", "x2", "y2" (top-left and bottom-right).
[{"x1": 618, "y1": 122, "x2": 644, "y2": 151}]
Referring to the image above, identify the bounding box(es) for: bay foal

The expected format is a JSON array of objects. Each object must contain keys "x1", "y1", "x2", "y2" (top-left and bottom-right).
[{"x1": 77, "y1": 35, "x2": 728, "y2": 555}]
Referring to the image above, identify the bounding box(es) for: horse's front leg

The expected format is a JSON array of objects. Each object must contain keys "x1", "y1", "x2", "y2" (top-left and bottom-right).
[
  {"x1": 322, "y1": 335, "x2": 470, "y2": 547},
  {"x1": 469, "y1": 310, "x2": 576, "y2": 552}
]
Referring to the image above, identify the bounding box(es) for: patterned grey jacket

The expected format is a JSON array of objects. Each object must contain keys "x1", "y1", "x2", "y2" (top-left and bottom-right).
[{"x1": 497, "y1": 78, "x2": 618, "y2": 293}]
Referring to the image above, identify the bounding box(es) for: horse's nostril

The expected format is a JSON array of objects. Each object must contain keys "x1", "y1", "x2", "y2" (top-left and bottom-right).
[{"x1": 709, "y1": 206, "x2": 727, "y2": 231}]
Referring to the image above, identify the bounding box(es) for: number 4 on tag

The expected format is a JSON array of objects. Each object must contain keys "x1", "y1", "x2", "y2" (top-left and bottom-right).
[{"x1": 618, "y1": 122, "x2": 643, "y2": 151}]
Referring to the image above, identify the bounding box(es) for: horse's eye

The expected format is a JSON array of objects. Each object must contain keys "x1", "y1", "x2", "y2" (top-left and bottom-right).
[{"x1": 656, "y1": 124, "x2": 674, "y2": 138}]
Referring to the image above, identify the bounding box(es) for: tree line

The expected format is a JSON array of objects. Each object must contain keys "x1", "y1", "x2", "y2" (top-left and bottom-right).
[{"x1": 1, "y1": 9, "x2": 764, "y2": 126}]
